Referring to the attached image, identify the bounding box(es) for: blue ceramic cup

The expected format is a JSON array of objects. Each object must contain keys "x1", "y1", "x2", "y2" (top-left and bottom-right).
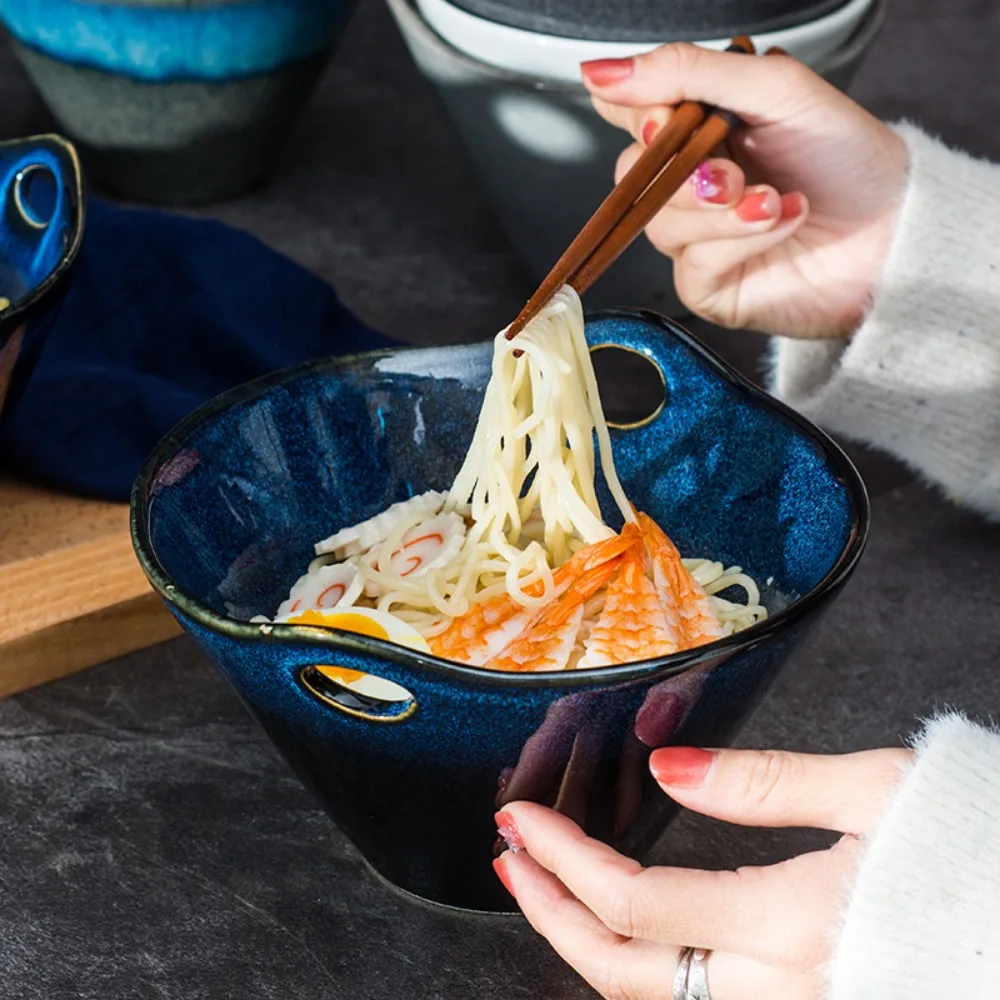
[
  {"x1": 131, "y1": 312, "x2": 869, "y2": 912},
  {"x1": 0, "y1": 134, "x2": 84, "y2": 412}
]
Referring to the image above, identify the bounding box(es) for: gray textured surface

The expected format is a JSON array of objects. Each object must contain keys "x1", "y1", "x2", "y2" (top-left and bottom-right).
[{"x1": 1, "y1": 1, "x2": 999, "y2": 996}]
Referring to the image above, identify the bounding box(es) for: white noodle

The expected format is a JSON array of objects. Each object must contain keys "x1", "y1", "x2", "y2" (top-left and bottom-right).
[
  {"x1": 277, "y1": 285, "x2": 766, "y2": 651},
  {"x1": 684, "y1": 557, "x2": 767, "y2": 635}
]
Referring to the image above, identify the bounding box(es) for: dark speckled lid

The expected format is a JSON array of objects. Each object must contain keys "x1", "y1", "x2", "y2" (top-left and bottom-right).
[{"x1": 442, "y1": 0, "x2": 848, "y2": 42}]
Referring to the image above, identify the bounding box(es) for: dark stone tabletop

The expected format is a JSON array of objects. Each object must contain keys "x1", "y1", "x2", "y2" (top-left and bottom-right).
[{"x1": 1, "y1": 2, "x2": 999, "y2": 997}]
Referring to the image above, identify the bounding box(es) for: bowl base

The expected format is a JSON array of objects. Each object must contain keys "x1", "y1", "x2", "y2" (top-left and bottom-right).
[
  {"x1": 10, "y1": 43, "x2": 332, "y2": 206},
  {"x1": 356, "y1": 849, "x2": 521, "y2": 916}
]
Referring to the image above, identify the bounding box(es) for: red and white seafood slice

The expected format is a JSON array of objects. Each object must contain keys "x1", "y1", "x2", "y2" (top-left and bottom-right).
[
  {"x1": 313, "y1": 490, "x2": 447, "y2": 559},
  {"x1": 379, "y1": 512, "x2": 466, "y2": 578},
  {"x1": 276, "y1": 562, "x2": 363, "y2": 618}
]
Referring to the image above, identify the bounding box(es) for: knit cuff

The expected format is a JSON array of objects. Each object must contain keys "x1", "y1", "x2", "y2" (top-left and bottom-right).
[
  {"x1": 828, "y1": 714, "x2": 1000, "y2": 1000},
  {"x1": 769, "y1": 123, "x2": 1000, "y2": 518}
]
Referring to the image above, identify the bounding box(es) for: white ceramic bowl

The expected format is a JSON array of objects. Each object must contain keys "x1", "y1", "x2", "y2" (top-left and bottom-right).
[{"x1": 416, "y1": 0, "x2": 875, "y2": 81}]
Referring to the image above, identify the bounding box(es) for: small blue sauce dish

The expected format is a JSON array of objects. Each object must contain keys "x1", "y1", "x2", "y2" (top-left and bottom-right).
[
  {"x1": 0, "y1": 134, "x2": 84, "y2": 412},
  {"x1": 130, "y1": 312, "x2": 869, "y2": 913}
]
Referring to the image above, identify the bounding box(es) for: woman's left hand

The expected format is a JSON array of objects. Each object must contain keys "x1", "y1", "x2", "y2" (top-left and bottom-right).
[{"x1": 494, "y1": 745, "x2": 912, "y2": 1000}]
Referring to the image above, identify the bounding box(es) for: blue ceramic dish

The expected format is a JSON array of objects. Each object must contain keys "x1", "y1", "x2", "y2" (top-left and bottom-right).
[
  {"x1": 130, "y1": 312, "x2": 869, "y2": 912},
  {"x1": 0, "y1": 134, "x2": 84, "y2": 406}
]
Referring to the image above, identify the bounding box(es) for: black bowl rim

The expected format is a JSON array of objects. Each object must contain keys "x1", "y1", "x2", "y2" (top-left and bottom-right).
[
  {"x1": 429, "y1": 0, "x2": 850, "y2": 46},
  {"x1": 130, "y1": 308, "x2": 871, "y2": 690},
  {"x1": 0, "y1": 134, "x2": 87, "y2": 348},
  {"x1": 387, "y1": 0, "x2": 888, "y2": 93}
]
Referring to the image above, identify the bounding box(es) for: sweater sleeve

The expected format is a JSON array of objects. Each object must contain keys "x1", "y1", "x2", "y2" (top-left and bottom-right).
[
  {"x1": 769, "y1": 123, "x2": 1000, "y2": 518},
  {"x1": 828, "y1": 714, "x2": 1000, "y2": 1000}
]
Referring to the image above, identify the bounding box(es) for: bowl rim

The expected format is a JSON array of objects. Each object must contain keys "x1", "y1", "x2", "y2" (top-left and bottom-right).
[
  {"x1": 426, "y1": 0, "x2": 853, "y2": 45},
  {"x1": 130, "y1": 308, "x2": 871, "y2": 690},
  {"x1": 388, "y1": 0, "x2": 887, "y2": 91},
  {"x1": 413, "y1": 0, "x2": 875, "y2": 83}
]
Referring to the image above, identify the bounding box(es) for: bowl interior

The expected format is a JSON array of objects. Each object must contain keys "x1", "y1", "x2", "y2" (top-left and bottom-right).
[{"x1": 137, "y1": 312, "x2": 865, "y2": 655}]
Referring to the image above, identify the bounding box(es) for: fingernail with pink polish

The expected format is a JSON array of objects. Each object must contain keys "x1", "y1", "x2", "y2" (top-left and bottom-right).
[
  {"x1": 642, "y1": 118, "x2": 660, "y2": 146},
  {"x1": 496, "y1": 811, "x2": 525, "y2": 853},
  {"x1": 692, "y1": 163, "x2": 730, "y2": 205},
  {"x1": 649, "y1": 747, "x2": 715, "y2": 787},
  {"x1": 736, "y1": 189, "x2": 779, "y2": 222},
  {"x1": 780, "y1": 192, "x2": 805, "y2": 221},
  {"x1": 493, "y1": 857, "x2": 516, "y2": 898},
  {"x1": 580, "y1": 57, "x2": 635, "y2": 87}
]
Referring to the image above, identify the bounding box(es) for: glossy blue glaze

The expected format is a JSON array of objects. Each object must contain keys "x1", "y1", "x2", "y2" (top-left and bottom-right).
[
  {"x1": 0, "y1": 134, "x2": 84, "y2": 350},
  {"x1": 131, "y1": 312, "x2": 869, "y2": 912},
  {"x1": 0, "y1": 0, "x2": 356, "y2": 82}
]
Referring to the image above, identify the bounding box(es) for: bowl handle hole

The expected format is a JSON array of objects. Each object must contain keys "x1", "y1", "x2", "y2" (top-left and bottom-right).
[
  {"x1": 299, "y1": 665, "x2": 417, "y2": 723},
  {"x1": 589, "y1": 345, "x2": 667, "y2": 429},
  {"x1": 13, "y1": 164, "x2": 58, "y2": 230}
]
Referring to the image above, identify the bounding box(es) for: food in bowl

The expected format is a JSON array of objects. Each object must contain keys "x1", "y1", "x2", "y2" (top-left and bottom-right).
[
  {"x1": 254, "y1": 287, "x2": 766, "y2": 670},
  {"x1": 131, "y1": 305, "x2": 869, "y2": 911},
  {"x1": 0, "y1": 297, "x2": 10, "y2": 311}
]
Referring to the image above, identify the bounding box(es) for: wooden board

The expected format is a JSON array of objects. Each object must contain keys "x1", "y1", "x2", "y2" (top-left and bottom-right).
[{"x1": 0, "y1": 478, "x2": 180, "y2": 698}]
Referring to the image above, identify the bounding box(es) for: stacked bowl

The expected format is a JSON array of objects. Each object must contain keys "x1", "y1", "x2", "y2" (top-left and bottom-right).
[{"x1": 387, "y1": 0, "x2": 886, "y2": 313}]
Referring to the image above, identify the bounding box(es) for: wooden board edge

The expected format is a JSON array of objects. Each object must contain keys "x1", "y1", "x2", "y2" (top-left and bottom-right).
[
  {"x1": 0, "y1": 593, "x2": 182, "y2": 699},
  {"x1": 0, "y1": 533, "x2": 156, "y2": 645}
]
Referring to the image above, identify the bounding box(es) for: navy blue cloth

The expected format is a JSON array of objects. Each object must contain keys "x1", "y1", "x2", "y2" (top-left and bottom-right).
[{"x1": 0, "y1": 198, "x2": 395, "y2": 501}]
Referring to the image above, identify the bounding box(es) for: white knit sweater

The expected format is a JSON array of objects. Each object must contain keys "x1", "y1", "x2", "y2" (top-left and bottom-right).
[
  {"x1": 771, "y1": 123, "x2": 1000, "y2": 516},
  {"x1": 768, "y1": 125, "x2": 1000, "y2": 998}
]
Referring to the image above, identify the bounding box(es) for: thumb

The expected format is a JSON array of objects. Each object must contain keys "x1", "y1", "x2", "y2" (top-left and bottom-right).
[
  {"x1": 649, "y1": 746, "x2": 914, "y2": 835},
  {"x1": 581, "y1": 44, "x2": 829, "y2": 124}
]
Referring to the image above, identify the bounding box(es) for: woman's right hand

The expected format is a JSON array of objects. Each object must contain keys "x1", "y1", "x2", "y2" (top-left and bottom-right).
[{"x1": 580, "y1": 45, "x2": 910, "y2": 340}]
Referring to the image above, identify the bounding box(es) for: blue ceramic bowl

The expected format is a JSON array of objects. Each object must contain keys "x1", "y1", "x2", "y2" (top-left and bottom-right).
[
  {"x1": 0, "y1": 134, "x2": 84, "y2": 409},
  {"x1": 131, "y1": 312, "x2": 869, "y2": 912},
  {"x1": 1, "y1": 0, "x2": 359, "y2": 205}
]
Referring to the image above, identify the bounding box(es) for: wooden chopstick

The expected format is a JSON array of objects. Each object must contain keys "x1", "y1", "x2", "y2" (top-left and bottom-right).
[
  {"x1": 570, "y1": 111, "x2": 735, "y2": 293},
  {"x1": 505, "y1": 36, "x2": 758, "y2": 340}
]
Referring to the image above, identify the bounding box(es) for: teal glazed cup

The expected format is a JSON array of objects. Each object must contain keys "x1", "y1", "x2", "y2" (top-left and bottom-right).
[
  {"x1": 131, "y1": 312, "x2": 869, "y2": 912},
  {"x1": 1, "y1": 0, "x2": 360, "y2": 205}
]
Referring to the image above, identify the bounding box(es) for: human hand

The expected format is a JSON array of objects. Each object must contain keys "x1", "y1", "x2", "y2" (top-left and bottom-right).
[
  {"x1": 580, "y1": 46, "x2": 909, "y2": 340},
  {"x1": 495, "y1": 745, "x2": 912, "y2": 1000}
]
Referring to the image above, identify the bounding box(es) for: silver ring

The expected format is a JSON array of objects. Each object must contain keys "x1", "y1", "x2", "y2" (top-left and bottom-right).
[
  {"x1": 673, "y1": 947, "x2": 694, "y2": 1000},
  {"x1": 686, "y1": 948, "x2": 713, "y2": 1000}
]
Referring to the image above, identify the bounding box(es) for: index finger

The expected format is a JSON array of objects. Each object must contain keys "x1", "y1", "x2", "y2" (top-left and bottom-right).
[
  {"x1": 650, "y1": 747, "x2": 914, "y2": 835},
  {"x1": 582, "y1": 44, "x2": 826, "y2": 124},
  {"x1": 497, "y1": 802, "x2": 852, "y2": 961}
]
